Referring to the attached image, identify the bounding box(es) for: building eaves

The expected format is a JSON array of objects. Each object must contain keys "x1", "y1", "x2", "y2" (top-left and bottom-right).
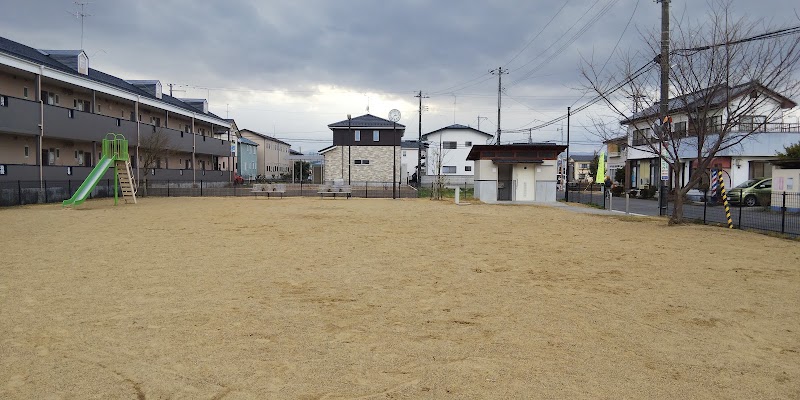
[
  {"x1": 239, "y1": 129, "x2": 292, "y2": 146},
  {"x1": 422, "y1": 124, "x2": 494, "y2": 138},
  {"x1": 328, "y1": 114, "x2": 406, "y2": 129}
]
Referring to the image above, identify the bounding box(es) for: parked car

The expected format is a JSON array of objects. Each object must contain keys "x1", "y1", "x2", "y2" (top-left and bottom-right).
[{"x1": 726, "y1": 177, "x2": 772, "y2": 207}]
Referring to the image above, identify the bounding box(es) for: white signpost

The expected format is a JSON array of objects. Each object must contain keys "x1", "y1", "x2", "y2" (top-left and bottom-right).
[{"x1": 660, "y1": 150, "x2": 669, "y2": 181}]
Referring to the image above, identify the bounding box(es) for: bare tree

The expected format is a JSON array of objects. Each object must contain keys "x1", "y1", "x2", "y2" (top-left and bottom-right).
[
  {"x1": 138, "y1": 128, "x2": 172, "y2": 196},
  {"x1": 582, "y1": 1, "x2": 800, "y2": 223}
]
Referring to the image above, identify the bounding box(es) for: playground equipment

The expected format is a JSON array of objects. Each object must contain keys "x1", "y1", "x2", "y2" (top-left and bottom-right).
[{"x1": 62, "y1": 133, "x2": 137, "y2": 207}]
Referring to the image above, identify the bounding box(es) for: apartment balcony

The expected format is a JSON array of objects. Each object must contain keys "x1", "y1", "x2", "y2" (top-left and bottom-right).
[{"x1": 0, "y1": 96, "x2": 231, "y2": 157}]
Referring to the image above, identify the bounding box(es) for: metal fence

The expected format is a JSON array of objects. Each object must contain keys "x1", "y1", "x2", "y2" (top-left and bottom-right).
[
  {"x1": 0, "y1": 180, "x2": 418, "y2": 207},
  {"x1": 565, "y1": 183, "x2": 610, "y2": 208},
  {"x1": 667, "y1": 191, "x2": 800, "y2": 237}
]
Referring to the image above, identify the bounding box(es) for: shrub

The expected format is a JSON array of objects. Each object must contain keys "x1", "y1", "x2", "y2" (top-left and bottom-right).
[{"x1": 611, "y1": 186, "x2": 625, "y2": 197}]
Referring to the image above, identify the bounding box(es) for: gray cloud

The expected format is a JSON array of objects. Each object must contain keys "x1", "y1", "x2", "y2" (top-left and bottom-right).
[{"x1": 1, "y1": 0, "x2": 797, "y2": 152}]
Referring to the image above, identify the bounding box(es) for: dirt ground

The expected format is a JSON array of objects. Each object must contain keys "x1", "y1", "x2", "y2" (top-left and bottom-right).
[{"x1": 1, "y1": 197, "x2": 799, "y2": 399}]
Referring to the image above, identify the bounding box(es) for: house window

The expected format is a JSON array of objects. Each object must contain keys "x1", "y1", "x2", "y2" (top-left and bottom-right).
[
  {"x1": 23, "y1": 87, "x2": 28, "y2": 98},
  {"x1": 465, "y1": 141, "x2": 472, "y2": 147},
  {"x1": 24, "y1": 145, "x2": 29, "y2": 157},
  {"x1": 443, "y1": 141, "x2": 457, "y2": 149},
  {"x1": 702, "y1": 115, "x2": 723, "y2": 132},
  {"x1": 465, "y1": 166, "x2": 472, "y2": 172},
  {"x1": 442, "y1": 166, "x2": 456, "y2": 173},
  {"x1": 673, "y1": 121, "x2": 687, "y2": 136},
  {"x1": 740, "y1": 115, "x2": 766, "y2": 132},
  {"x1": 354, "y1": 130, "x2": 361, "y2": 141},
  {"x1": 354, "y1": 159, "x2": 370, "y2": 165},
  {"x1": 632, "y1": 129, "x2": 650, "y2": 146},
  {"x1": 580, "y1": 163, "x2": 589, "y2": 169},
  {"x1": 373, "y1": 130, "x2": 379, "y2": 141},
  {"x1": 402, "y1": 150, "x2": 407, "y2": 156}
]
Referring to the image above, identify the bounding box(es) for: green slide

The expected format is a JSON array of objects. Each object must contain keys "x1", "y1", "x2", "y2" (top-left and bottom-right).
[{"x1": 62, "y1": 156, "x2": 113, "y2": 206}]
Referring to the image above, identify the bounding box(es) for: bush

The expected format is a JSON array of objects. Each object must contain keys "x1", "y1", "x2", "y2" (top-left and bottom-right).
[
  {"x1": 638, "y1": 186, "x2": 657, "y2": 199},
  {"x1": 611, "y1": 185, "x2": 625, "y2": 197}
]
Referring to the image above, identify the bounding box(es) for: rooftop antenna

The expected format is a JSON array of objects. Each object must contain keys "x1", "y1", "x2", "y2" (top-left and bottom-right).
[
  {"x1": 67, "y1": 2, "x2": 92, "y2": 50},
  {"x1": 366, "y1": 95, "x2": 370, "y2": 113}
]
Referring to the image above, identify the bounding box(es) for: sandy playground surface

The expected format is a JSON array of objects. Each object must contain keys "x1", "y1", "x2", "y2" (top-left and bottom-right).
[{"x1": 1, "y1": 197, "x2": 799, "y2": 399}]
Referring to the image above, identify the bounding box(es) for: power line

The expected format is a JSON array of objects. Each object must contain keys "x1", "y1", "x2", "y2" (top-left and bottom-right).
[{"x1": 503, "y1": 2, "x2": 570, "y2": 68}]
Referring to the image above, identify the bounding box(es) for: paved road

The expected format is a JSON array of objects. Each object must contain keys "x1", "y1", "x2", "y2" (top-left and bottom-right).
[{"x1": 561, "y1": 191, "x2": 800, "y2": 237}]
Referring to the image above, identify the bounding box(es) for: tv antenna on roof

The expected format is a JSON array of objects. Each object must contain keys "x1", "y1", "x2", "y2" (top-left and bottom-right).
[{"x1": 67, "y1": 2, "x2": 92, "y2": 50}]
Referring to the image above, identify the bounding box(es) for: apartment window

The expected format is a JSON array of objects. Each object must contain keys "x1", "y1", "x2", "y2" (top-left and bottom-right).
[
  {"x1": 465, "y1": 141, "x2": 473, "y2": 147},
  {"x1": 465, "y1": 166, "x2": 472, "y2": 172},
  {"x1": 354, "y1": 130, "x2": 361, "y2": 141},
  {"x1": 55, "y1": 94, "x2": 59, "y2": 104},
  {"x1": 97, "y1": 104, "x2": 102, "y2": 113},
  {"x1": 373, "y1": 130, "x2": 379, "y2": 141},
  {"x1": 24, "y1": 145, "x2": 29, "y2": 157},
  {"x1": 443, "y1": 141, "x2": 457, "y2": 149},
  {"x1": 67, "y1": 109, "x2": 75, "y2": 118},
  {"x1": 442, "y1": 166, "x2": 457, "y2": 173},
  {"x1": 55, "y1": 148, "x2": 60, "y2": 158},
  {"x1": 0, "y1": 96, "x2": 6, "y2": 107},
  {"x1": 77, "y1": 151, "x2": 84, "y2": 166},
  {"x1": 23, "y1": 87, "x2": 28, "y2": 98},
  {"x1": 74, "y1": 99, "x2": 88, "y2": 111}
]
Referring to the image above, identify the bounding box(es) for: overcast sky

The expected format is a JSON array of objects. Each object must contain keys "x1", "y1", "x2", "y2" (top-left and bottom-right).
[{"x1": 1, "y1": 0, "x2": 798, "y2": 153}]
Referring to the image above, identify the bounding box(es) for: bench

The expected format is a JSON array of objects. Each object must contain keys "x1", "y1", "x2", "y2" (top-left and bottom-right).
[
  {"x1": 251, "y1": 183, "x2": 286, "y2": 198},
  {"x1": 318, "y1": 184, "x2": 352, "y2": 199}
]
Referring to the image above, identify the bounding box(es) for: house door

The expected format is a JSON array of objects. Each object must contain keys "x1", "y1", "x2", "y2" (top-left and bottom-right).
[{"x1": 497, "y1": 164, "x2": 513, "y2": 201}]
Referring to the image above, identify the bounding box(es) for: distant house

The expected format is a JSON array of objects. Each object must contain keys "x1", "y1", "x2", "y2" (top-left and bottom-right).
[
  {"x1": 237, "y1": 137, "x2": 258, "y2": 180},
  {"x1": 422, "y1": 124, "x2": 494, "y2": 184},
  {"x1": 603, "y1": 136, "x2": 628, "y2": 183},
  {"x1": 239, "y1": 129, "x2": 292, "y2": 179},
  {"x1": 467, "y1": 144, "x2": 567, "y2": 202},
  {"x1": 320, "y1": 114, "x2": 404, "y2": 184},
  {"x1": 568, "y1": 154, "x2": 596, "y2": 182},
  {"x1": 400, "y1": 140, "x2": 428, "y2": 184}
]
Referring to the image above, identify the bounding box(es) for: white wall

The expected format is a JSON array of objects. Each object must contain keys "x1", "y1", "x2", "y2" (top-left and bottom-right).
[{"x1": 424, "y1": 128, "x2": 492, "y2": 176}]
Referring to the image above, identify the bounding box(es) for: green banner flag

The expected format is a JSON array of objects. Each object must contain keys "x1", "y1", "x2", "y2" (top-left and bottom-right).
[{"x1": 596, "y1": 151, "x2": 606, "y2": 184}]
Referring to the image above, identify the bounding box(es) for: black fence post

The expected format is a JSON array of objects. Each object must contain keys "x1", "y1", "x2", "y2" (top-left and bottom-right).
[
  {"x1": 602, "y1": 184, "x2": 606, "y2": 209},
  {"x1": 365, "y1": 181, "x2": 369, "y2": 198},
  {"x1": 43, "y1": 180, "x2": 48, "y2": 203},
  {"x1": 167, "y1": 180, "x2": 170, "y2": 197},
  {"x1": 590, "y1": 183, "x2": 594, "y2": 205},
  {"x1": 781, "y1": 192, "x2": 787, "y2": 235},
  {"x1": 738, "y1": 202, "x2": 743, "y2": 229},
  {"x1": 703, "y1": 189, "x2": 708, "y2": 224},
  {"x1": 17, "y1": 180, "x2": 22, "y2": 205},
  {"x1": 68, "y1": 180, "x2": 72, "y2": 197},
  {"x1": 200, "y1": 180, "x2": 204, "y2": 197}
]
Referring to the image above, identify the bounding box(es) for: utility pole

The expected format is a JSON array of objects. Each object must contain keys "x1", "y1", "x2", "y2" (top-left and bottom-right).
[
  {"x1": 415, "y1": 91, "x2": 428, "y2": 188},
  {"x1": 528, "y1": 128, "x2": 533, "y2": 144},
  {"x1": 656, "y1": 0, "x2": 670, "y2": 216},
  {"x1": 477, "y1": 116, "x2": 488, "y2": 131},
  {"x1": 565, "y1": 106, "x2": 571, "y2": 202},
  {"x1": 490, "y1": 67, "x2": 508, "y2": 144}
]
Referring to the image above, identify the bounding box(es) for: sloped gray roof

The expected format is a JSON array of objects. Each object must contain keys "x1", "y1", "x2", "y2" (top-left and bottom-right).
[
  {"x1": 0, "y1": 36, "x2": 225, "y2": 121},
  {"x1": 422, "y1": 123, "x2": 494, "y2": 138},
  {"x1": 328, "y1": 114, "x2": 405, "y2": 129},
  {"x1": 239, "y1": 129, "x2": 291, "y2": 147},
  {"x1": 621, "y1": 81, "x2": 796, "y2": 124}
]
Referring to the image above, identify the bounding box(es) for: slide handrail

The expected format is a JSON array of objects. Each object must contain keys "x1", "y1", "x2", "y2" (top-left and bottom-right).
[{"x1": 101, "y1": 133, "x2": 129, "y2": 161}]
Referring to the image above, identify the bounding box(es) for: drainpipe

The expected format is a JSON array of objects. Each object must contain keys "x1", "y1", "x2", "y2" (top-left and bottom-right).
[
  {"x1": 192, "y1": 115, "x2": 196, "y2": 183},
  {"x1": 36, "y1": 67, "x2": 43, "y2": 187}
]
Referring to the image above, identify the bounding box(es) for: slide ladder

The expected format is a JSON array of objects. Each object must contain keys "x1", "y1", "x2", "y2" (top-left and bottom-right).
[{"x1": 116, "y1": 159, "x2": 137, "y2": 204}]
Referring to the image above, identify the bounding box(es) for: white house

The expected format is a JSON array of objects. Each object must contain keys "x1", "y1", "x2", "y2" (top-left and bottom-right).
[
  {"x1": 422, "y1": 124, "x2": 494, "y2": 185},
  {"x1": 399, "y1": 140, "x2": 425, "y2": 184},
  {"x1": 621, "y1": 81, "x2": 799, "y2": 191}
]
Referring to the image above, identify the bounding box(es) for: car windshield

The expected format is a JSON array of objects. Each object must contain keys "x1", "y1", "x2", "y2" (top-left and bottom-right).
[{"x1": 735, "y1": 179, "x2": 760, "y2": 189}]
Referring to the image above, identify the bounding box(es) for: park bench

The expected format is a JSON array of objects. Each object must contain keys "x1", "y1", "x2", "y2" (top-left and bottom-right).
[
  {"x1": 251, "y1": 183, "x2": 287, "y2": 198},
  {"x1": 318, "y1": 183, "x2": 352, "y2": 199}
]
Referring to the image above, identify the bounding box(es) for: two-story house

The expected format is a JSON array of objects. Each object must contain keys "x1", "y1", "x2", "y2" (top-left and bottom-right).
[
  {"x1": 621, "y1": 82, "x2": 799, "y2": 191},
  {"x1": 238, "y1": 129, "x2": 292, "y2": 179},
  {"x1": 603, "y1": 136, "x2": 628, "y2": 183},
  {"x1": 421, "y1": 124, "x2": 493, "y2": 184},
  {"x1": 0, "y1": 36, "x2": 233, "y2": 184},
  {"x1": 320, "y1": 114, "x2": 404, "y2": 184},
  {"x1": 237, "y1": 137, "x2": 259, "y2": 180}
]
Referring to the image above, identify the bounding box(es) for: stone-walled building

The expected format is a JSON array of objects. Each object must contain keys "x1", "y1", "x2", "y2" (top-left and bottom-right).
[{"x1": 320, "y1": 114, "x2": 404, "y2": 184}]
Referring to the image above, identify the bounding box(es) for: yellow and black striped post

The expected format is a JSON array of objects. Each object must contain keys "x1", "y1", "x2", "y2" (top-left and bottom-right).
[{"x1": 718, "y1": 170, "x2": 733, "y2": 229}]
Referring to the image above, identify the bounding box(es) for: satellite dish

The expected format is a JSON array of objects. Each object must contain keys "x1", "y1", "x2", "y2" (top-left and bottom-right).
[{"x1": 388, "y1": 109, "x2": 401, "y2": 122}]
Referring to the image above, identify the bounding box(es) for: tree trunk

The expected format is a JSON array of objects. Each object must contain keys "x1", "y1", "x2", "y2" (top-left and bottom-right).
[{"x1": 669, "y1": 194, "x2": 684, "y2": 224}]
